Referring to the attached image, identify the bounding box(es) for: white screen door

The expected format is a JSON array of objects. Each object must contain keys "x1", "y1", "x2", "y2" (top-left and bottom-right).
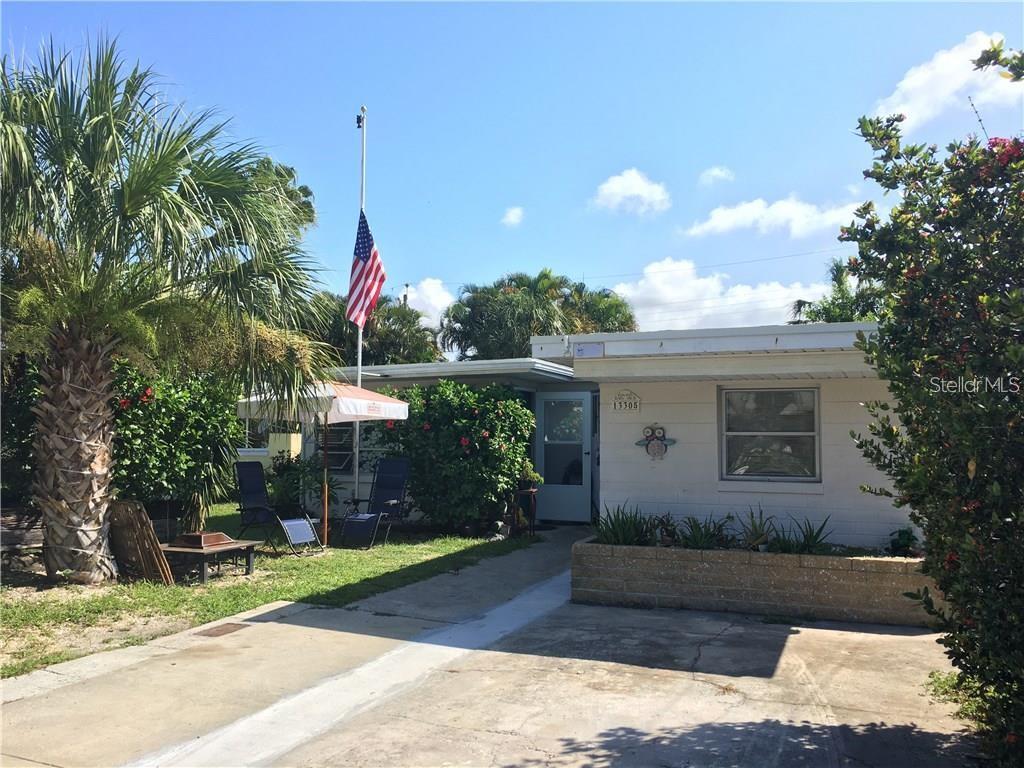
[{"x1": 535, "y1": 392, "x2": 592, "y2": 522}]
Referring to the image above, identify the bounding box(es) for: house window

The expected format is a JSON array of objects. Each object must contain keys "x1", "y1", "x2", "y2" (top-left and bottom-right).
[
  {"x1": 314, "y1": 424, "x2": 386, "y2": 476},
  {"x1": 316, "y1": 423, "x2": 354, "y2": 472},
  {"x1": 241, "y1": 419, "x2": 299, "y2": 450},
  {"x1": 720, "y1": 388, "x2": 819, "y2": 481},
  {"x1": 243, "y1": 419, "x2": 269, "y2": 449}
]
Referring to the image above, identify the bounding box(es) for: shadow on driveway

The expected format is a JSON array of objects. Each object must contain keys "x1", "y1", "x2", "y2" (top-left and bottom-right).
[{"x1": 504, "y1": 720, "x2": 976, "y2": 768}]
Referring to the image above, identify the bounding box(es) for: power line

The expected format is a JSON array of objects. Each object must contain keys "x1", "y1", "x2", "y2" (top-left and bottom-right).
[{"x1": 395, "y1": 245, "x2": 851, "y2": 291}]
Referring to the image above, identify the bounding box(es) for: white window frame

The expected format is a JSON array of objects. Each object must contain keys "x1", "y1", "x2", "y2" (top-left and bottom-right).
[
  {"x1": 718, "y1": 386, "x2": 821, "y2": 483},
  {"x1": 315, "y1": 423, "x2": 388, "y2": 480}
]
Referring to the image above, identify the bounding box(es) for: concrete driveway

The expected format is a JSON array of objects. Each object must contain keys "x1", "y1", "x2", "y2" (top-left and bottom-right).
[{"x1": 1, "y1": 528, "x2": 972, "y2": 768}]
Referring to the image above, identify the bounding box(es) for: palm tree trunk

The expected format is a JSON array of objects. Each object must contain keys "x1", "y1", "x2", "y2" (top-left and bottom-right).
[{"x1": 32, "y1": 325, "x2": 119, "y2": 583}]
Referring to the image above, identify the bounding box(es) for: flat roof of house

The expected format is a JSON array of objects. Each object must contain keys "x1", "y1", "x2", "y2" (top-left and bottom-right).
[
  {"x1": 331, "y1": 357, "x2": 575, "y2": 388},
  {"x1": 530, "y1": 321, "x2": 876, "y2": 361}
]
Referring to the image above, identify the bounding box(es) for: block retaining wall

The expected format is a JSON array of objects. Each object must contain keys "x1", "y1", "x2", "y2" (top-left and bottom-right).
[{"x1": 571, "y1": 538, "x2": 941, "y2": 627}]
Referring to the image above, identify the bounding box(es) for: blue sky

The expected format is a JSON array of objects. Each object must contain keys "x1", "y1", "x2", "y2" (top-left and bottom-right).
[{"x1": 5, "y1": 2, "x2": 1022, "y2": 329}]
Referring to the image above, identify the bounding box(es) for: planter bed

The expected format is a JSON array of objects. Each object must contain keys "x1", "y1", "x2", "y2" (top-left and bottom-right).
[{"x1": 571, "y1": 537, "x2": 943, "y2": 627}]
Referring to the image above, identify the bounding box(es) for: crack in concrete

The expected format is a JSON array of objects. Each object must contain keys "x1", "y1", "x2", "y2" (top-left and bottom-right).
[{"x1": 687, "y1": 620, "x2": 738, "y2": 679}]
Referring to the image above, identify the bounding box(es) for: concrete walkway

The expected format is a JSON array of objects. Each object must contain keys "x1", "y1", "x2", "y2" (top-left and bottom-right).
[{"x1": 1, "y1": 527, "x2": 972, "y2": 767}]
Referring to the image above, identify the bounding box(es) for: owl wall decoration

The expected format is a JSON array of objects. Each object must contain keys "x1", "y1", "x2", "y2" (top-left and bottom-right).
[{"x1": 636, "y1": 423, "x2": 675, "y2": 460}]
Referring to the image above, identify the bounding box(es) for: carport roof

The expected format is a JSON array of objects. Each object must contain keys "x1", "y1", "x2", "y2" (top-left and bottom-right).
[{"x1": 331, "y1": 357, "x2": 575, "y2": 388}]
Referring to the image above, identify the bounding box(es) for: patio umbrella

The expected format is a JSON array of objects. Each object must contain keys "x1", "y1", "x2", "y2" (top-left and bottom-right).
[{"x1": 237, "y1": 381, "x2": 409, "y2": 544}]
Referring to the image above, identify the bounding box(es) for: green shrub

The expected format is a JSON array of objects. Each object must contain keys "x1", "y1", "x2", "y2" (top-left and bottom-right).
[
  {"x1": 678, "y1": 515, "x2": 733, "y2": 549},
  {"x1": 1, "y1": 361, "x2": 243, "y2": 529},
  {"x1": 370, "y1": 380, "x2": 536, "y2": 530},
  {"x1": 651, "y1": 513, "x2": 679, "y2": 545},
  {"x1": 769, "y1": 516, "x2": 832, "y2": 554},
  {"x1": 738, "y1": 504, "x2": 775, "y2": 550},
  {"x1": 595, "y1": 503, "x2": 655, "y2": 546},
  {"x1": 845, "y1": 113, "x2": 1024, "y2": 760},
  {"x1": 793, "y1": 515, "x2": 833, "y2": 553},
  {"x1": 888, "y1": 527, "x2": 920, "y2": 557},
  {"x1": 112, "y1": 363, "x2": 243, "y2": 529}
]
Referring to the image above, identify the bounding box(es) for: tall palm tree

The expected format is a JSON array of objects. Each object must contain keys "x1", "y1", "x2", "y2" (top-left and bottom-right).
[
  {"x1": 789, "y1": 258, "x2": 880, "y2": 324},
  {"x1": 317, "y1": 292, "x2": 442, "y2": 365},
  {"x1": 1, "y1": 42, "x2": 335, "y2": 583},
  {"x1": 439, "y1": 269, "x2": 636, "y2": 359}
]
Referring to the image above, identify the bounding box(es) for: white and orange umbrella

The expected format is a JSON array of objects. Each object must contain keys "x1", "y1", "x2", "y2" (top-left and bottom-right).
[{"x1": 238, "y1": 382, "x2": 408, "y2": 543}]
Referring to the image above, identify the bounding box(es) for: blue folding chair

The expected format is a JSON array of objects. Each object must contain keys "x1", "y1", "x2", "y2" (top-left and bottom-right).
[
  {"x1": 235, "y1": 461, "x2": 323, "y2": 556},
  {"x1": 340, "y1": 457, "x2": 411, "y2": 548}
]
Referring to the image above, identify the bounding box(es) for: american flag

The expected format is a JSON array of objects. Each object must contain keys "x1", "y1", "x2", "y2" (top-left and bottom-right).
[{"x1": 346, "y1": 209, "x2": 386, "y2": 328}]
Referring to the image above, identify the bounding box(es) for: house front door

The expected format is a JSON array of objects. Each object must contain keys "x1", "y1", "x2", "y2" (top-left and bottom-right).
[{"x1": 535, "y1": 392, "x2": 592, "y2": 523}]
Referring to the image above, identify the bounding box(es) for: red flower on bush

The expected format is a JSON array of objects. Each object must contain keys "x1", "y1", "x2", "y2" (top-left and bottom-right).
[
  {"x1": 118, "y1": 398, "x2": 131, "y2": 410},
  {"x1": 988, "y1": 137, "x2": 1023, "y2": 166},
  {"x1": 481, "y1": 430, "x2": 490, "y2": 439},
  {"x1": 385, "y1": 420, "x2": 395, "y2": 430},
  {"x1": 422, "y1": 422, "x2": 431, "y2": 431},
  {"x1": 459, "y1": 436, "x2": 470, "y2": 447},
  {"x1": 963, "y1": 499, "x2": 982, "y2": 514}
]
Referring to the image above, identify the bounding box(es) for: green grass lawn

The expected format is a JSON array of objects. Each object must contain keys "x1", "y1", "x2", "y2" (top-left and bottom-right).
[{"x1": 0, "y1": 503, "x2": 534, "y2": 678}]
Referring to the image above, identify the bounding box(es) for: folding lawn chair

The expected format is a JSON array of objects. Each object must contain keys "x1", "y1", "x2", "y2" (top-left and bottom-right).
[
  {"x1": 235, "y1": 461, "x2": 324, "y2": 556},
  {"x1": 340, "y1": 457, "x2": 411, "y2": 548}
]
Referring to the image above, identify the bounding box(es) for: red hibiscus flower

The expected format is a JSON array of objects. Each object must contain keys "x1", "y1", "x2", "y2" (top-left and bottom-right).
[
  {"x1": 481, "y1": 430, "x2": 490, "y2": 439},
  {"x1": 460, "y1": 436, "x2": 470, "y2": 447},
  {"x1": 385, "y1": 420, "x2": 395, "y2": 429},
  {"x1": 118, "y1": 398, "x2": 130, "y2": 410}
]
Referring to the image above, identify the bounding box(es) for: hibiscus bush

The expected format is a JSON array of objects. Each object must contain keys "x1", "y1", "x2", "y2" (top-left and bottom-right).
[
  {"x1": 844, "y1": 115, "x2": 1023, "y2": 762},
  {"x1": 370, "y1": 380, "x2": 536, "y2": 530},
  {"x1": 113, "y1": 363, "x2": 244, "y2": 529}
]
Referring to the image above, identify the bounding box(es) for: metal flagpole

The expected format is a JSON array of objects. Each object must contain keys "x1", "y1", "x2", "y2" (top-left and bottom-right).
[{"x1": 354, "y1": 105, "x2": 367, "y2": 499}]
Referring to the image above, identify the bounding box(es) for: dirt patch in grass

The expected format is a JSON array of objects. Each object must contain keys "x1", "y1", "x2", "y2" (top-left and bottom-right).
[{"x1": 1, "y1": 612, "x2": 190, "y2": 678}]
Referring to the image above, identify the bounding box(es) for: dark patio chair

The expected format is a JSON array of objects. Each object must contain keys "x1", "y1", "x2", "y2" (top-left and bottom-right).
[
  {"x1": 235, "y1": 461, "x2": 323, "y2": 556},
  {"x1": 340, "y1": 457, "x2": 411, "y2": 548}
]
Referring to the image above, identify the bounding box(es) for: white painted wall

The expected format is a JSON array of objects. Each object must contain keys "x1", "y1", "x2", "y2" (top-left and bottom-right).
[{"x1": 599, "y1": 378, "x2": 905, "y2": 548}]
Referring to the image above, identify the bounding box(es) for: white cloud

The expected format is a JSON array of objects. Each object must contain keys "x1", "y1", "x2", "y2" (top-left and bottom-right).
[
  {"x1": 875, "y1": 31, "x2": 1022, "y2": 132},
  {"x1": 501, "y1": 206, "x2": 524, "y2": 227},
  {"x1": 613, "y1": 258, "x2": 831, "y2": 331},
  {"x1": 591, "y1": 168, "x2": 671, "y2": 215},
  {"x1": 698, "y1": 165, "x2": 736, "y2": 186},
  {"x1": 684, "y1": 196, "x2": 860, "y2": 239},
  {"x1": 403, "y1": 278, "x2": 454, "y2": 327}
]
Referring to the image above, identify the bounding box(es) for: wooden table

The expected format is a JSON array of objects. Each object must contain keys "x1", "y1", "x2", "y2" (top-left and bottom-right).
[{"x1": 159, "y1": 539, "x2": 262, "y2": 585}]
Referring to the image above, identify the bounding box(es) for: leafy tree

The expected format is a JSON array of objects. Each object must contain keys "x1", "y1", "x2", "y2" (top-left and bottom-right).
[
  {"x1": 789, "y1": 258, "x2": 880, "y2": 323},
  {"x1": 371, "y1": 380, "x2": 536, "y2": 530},
  {"x1": 844, "y1": 114, "x2": 1023, "y2": 763},
  {"x1": 974, "y1": 40, "x2": 1024, "y2": 82},
  {"x1": 317, "y1": 293, "x2": 442, "y2": 365},
  {"x1": 439, "y1": 269, "x2": 636, "y2": 359},
  {"x1": 0, "y1": 41, "x2": 336, "y2": 583}
]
